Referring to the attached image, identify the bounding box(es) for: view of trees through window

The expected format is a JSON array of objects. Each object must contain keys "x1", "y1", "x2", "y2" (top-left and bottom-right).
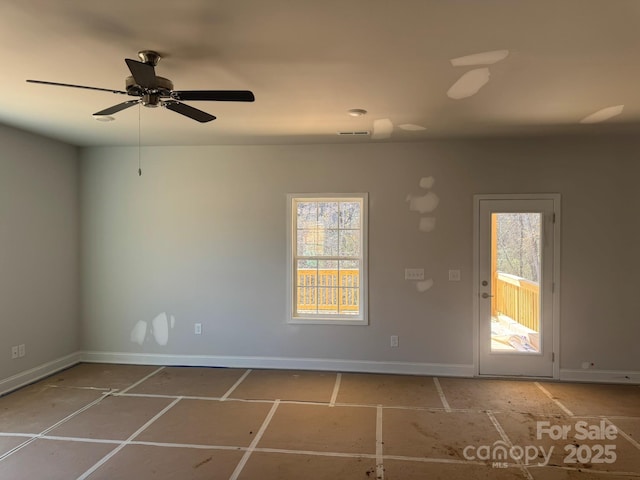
[
  {"x1": 495, "y1": 213, "x2": 541, "y2": 283},
  {"x1": 293, "y1": 197, "x2": 364, "y2": 318},
  {"x1": 296, "y1": 201, "x2": 361, "y2": 259}
]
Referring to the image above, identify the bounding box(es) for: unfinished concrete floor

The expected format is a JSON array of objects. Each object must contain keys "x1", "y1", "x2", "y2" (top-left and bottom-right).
[{"x1": 0, "y1": 364, "x2": 638, "y2": 479}]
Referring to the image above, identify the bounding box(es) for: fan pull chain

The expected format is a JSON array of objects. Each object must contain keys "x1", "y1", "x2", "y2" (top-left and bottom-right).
[{"x1": 138, "y1": 103, "x2": 142, "y2": 176}]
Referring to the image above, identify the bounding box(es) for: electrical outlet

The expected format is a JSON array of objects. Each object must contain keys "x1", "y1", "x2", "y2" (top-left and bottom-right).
[
  {"x1": 11, "y1": 346, "x2": 18, "y2": 359},
  {"x1": 18, "y1": 344, "x2": 25, "y2": 357},
  {"x1": 390, "y1": 335, "x2": 399, "y2": 347},
  {"x1": 194, "y1": 323, "x2": 202, "y2": 335},
  {"x1": 448, "y1": 269, "x2": 461, "y2": 281},
  {"x1": 405, "y1": 268, "x2": 424, "y2": 281}
]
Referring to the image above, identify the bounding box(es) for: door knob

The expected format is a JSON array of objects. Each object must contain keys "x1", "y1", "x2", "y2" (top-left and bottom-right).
[{"x1": 481, "y1": 292, "x2": 494, "y2": 298}]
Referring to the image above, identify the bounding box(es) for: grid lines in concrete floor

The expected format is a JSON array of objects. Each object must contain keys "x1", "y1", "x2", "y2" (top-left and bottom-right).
[{"x1": 0, "y1": 363, "x2": 638, "y2": 479}]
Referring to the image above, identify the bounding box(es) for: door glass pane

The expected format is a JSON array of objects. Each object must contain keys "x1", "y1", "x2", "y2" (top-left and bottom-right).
[{"x1": 490, "y1": 213, "x2": 542, "y2": 353}]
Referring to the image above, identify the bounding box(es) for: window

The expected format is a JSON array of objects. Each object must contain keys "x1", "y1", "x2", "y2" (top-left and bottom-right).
[{"x1": 287, "y1": 194, "x2": 368, "y2": 325}]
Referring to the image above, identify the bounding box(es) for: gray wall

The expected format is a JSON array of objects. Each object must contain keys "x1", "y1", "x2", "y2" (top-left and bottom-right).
[
  {"x1": 0, "y1": 124, "x2": 80, "y2": 382},
  {"x1": 80, "y1": 137, "x2": 640, "y2": 373}
]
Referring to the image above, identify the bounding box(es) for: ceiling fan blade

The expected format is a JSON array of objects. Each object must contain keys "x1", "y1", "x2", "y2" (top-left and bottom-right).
[
  {"x1": 26, "y1": 79, "x2": 127, "y2": 95},
  {"x1": 164, "y1": 101, "x2": 216, "y2": 123},
  {"x1": 93, "y1": 100, "x2": 140, "y2": 116},
  {"x1": 172, "y1": 90, "x2": 255, "y2": 102},
  {"x1": 125, "y1": 58, "x2": 156, "y2": 88}
]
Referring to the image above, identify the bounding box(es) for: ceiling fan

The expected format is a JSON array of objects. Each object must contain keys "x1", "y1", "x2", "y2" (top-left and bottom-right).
[{"x1": 26, "y1": 50, "x2": 255, "y2": 123}]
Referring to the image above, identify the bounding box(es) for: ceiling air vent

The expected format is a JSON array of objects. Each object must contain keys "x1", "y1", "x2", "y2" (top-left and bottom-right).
[{"x1": 337, "y1": 131, "x2": 370, "y2": 136}]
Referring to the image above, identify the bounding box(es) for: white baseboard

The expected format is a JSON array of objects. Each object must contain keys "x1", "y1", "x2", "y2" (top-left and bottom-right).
[
  {"x1": 560, "y1": 368, "x2": 640, "y2": 384},
  {"x1": 80, "y1": 351, "x2": 475, "y2": 378},
  {"x1": 0, "y1": 352, "x2": 82, "y2": 397},
  {"x1": 3, "y1": 352, "x2": 637, "y2": 387}
]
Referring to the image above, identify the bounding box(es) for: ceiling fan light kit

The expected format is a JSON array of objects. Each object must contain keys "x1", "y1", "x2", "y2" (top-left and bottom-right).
[
  {"x1": 347, "y1": 108, "x2": 368, "y2": 117},
  {"x1": 27, "y1": 50, "x2": 255, "y2": 123},
  {"x1": 93, "y1": 115, "x2": 115, "y2": 122}
]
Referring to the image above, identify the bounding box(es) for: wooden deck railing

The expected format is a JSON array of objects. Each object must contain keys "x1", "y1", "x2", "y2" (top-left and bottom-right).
[
  {"x1": 493, "y1": 272, "x2": 540, "y2": 332},
  {"x1": 297, "y1": 269, "x2": 359, "y2": 312}
]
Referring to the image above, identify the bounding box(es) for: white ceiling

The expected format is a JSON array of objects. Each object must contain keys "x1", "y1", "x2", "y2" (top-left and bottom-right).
[{"x1": 1, "y1": 0, "x2": 639, "y2": 147}]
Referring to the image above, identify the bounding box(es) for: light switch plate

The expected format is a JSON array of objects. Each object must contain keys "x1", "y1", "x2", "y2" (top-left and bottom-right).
[
  {"x1": 405, "y1": 268, "x2": 425, "y2": 281},
  {"x1": 448, "y1": 269, "x2": 461, "y2": 281}
]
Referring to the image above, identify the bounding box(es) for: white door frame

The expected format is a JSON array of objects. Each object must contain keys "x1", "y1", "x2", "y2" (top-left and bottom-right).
[{"x1": 472, "y1": 193, "x2": 561, "y2": 379}]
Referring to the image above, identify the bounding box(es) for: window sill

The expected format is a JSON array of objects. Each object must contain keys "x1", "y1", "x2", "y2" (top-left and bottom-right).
[{"x1": 287, "y1": 317, "x2": 368, "y2": 326}]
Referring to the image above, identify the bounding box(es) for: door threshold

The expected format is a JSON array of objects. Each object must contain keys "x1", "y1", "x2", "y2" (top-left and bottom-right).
[{"x1": 476, "y1": 374, "x2": 555, "y2": 381}]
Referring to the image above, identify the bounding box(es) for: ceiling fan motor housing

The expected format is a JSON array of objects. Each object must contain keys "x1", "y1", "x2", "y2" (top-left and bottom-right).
[
  {"x1": 138, "y1": 50, "x2": 161, "y2": 66},
  {"x1": 125, "y1": 75, "x2": 173, "y2": 104},
  {"x1": 142, "y1": 93, "x2": 160, "y2": 107}
]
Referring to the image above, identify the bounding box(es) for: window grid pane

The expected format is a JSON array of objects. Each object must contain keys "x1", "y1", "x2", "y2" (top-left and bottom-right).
[{"x1": 293, "y1": 197, "x2": 364, "y2": 320}]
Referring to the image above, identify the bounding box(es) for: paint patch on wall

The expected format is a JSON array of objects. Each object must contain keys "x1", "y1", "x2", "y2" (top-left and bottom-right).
[
  {"x1": 580, "y1": 105, "x2": 624, "y2": 124},
  {"x1": 152, "y1": 312, "x2": 170, "y2": 346},
  {"x1": 130, "y1": 311, "x2": 176, "y2": 347},
  {"x1": 130, "y1": 321, "x2": 147, "y2": 346},
  {"x1": 416, "y1": 279, "x2": 434, "y2": 292},
  {"x1": 447, "y1": 68, "x2": 490, "y2": 99},
  {"x1": 407, "y1": 175, "x2": 440, "y2": 232},
  {"x1": 398, "y1": 124, "x2": 426, "y2": 131},
  {"x1": 450, "y1": 49, "x2": 509, "y2": 67},
  {"x1": 419, "y1": 217, "x2": 436, "y2": 232},
  {"x1": 447, "y1": 50, "x2": 509, "y2": 100},
  {"x1": 407, "y1": 191, "x2": 440, "y2": 213},
  {"x1": 372, "y1": 118, "x2": 394, "y2": 139},
  {"x1": 419, "y1": 176, "x2": 435, "y2": 189},
  {"x1": 406, "y1": 175, "x2": 439, "y2": 292}
]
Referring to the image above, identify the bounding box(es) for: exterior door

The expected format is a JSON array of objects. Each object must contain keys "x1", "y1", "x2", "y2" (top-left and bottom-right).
[{"x1": 476, "y1": 195, "x2": 559, "y2": 377}]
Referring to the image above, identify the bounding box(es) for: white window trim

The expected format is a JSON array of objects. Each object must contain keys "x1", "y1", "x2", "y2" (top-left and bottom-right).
[{"x1": 286, "y1": 193, "x2": 368, "y2": 325}]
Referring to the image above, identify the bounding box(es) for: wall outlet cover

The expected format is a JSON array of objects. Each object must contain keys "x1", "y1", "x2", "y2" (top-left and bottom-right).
[{"x1": 405, "y1": 268, "x2": 425, "y2": 281}]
